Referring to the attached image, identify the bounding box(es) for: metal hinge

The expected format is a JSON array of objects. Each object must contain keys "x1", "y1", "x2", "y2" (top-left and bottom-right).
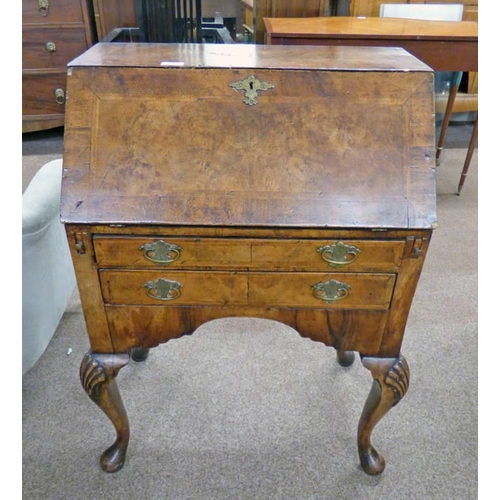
[{"x1": 403, "y1": 237, "x2": 424, "y2": 259}]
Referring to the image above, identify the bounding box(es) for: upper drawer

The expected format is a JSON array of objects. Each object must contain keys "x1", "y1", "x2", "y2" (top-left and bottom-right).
[
  {"x1": 93, "y1": 237, "x2": 405, "y2": 272},
  {"x1": 23, "y1": 27, "x2": 88, "y2": 70},
  {"x1": 23, "y1": 0, "x2": 85, "y2": 24}
]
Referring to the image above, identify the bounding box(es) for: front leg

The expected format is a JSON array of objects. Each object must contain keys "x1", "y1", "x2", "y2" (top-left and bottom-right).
[
  {"x1": 80, "y1": 351, "x2": 130, "y2": 472},
  {"x1": 357, "y1": 355, "x2": 410, "y2": 475}
]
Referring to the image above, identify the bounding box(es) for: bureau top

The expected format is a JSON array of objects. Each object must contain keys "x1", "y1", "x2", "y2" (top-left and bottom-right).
[
  {"x1": 68, "y1": 42, "x2": 432, "y2": 72},
  {"x1": 61, "y1": 43, "x2": 436, "y2": 230}
]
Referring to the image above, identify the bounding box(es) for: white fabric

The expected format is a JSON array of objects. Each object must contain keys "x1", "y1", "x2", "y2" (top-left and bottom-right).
[
  {"x1": 22, "y1": 159, "x2": 76, "y2": 374},
  {"x1": 379, "y1": 4, "x2": 463, "y2": 21}
]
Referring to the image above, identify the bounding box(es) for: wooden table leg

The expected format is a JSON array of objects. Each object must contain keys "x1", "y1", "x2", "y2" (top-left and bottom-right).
[
  {"x1": 436, "y1": 72, "x2": 463, "y2": 165},
  {"x1": 357, "y1": 355, "x2": 410, "y2": 475},
  {"x1": 457, "y1": 114, "x2": 478, "y2": 195},
  {"x1": 80, "y1": 351, "x2": 130, "y2": 472}
]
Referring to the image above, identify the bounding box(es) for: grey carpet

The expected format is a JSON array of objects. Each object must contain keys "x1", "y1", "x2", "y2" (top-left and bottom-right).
[{"x1": 22, "y1": 130, "x2": 477, "y2": 499}]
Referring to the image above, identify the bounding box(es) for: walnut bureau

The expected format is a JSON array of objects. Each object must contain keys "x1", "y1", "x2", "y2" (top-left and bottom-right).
[{"x1": 61, "y1": 43, "x2": 437, "y2": 475}]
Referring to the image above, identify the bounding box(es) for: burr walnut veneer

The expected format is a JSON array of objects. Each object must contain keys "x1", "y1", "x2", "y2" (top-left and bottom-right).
[{"x1": 62, "y1": 43, "x2": 436, "y2": 475}]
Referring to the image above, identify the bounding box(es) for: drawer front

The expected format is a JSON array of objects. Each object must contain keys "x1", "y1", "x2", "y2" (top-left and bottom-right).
[
  {"x1": 22, "y1": 72, "x2": 67, "y2": 115},
  {"x1": 23, "y1": 0, "x2": 84, "y2": 24},
  {"x1": 101, "y1": 271, "x2": 248, "y2": 307},
  {"x1": 23, "y1": 27, "x2": 88, "y2": 70},
  {"x1": 99, "y1": 270, "x2": 396, "y2": 309},
  {"x1": 94, "y1": 237, "x2": 405, "y2": 272}
]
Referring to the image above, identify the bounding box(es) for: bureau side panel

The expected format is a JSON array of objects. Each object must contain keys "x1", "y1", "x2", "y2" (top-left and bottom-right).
[
  {"x1": 379, "y1": 232, "x2": 432, "y2": 356},
  {"x1": 66, "y1": 229, "x2": 114, "y2": 351}
]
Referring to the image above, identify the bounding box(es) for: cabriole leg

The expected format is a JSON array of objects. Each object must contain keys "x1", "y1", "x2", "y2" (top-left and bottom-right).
[
  {"x1": 357, "y1": 355, "x2": 410, "y2": 475},
  {"x1": 80, "y1": 351, "x2": 130, "y2": 472}
]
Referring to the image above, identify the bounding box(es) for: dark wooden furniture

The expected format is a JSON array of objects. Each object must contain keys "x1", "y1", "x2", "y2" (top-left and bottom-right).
[
  {"x1": 248, "y1": 0, "x2": 332, "y2": 43},
  {"x1": 92, "y1": 1, "x2": 244, "y2": 41},
  {"x1": 62, "y1": 43, "x2": 436, "y2": 475},
  {"x1": 264, "y1": 15, "x2": 478, "y2": 192},
  {"x1": 22, "y1": 0, "x2": 95, "y2": 133},
  {"x1": 92, "y1": 0, "x2": 137, "y2": 40}
]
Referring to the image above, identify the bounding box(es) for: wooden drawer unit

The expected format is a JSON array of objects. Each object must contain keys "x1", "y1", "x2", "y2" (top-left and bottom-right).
[
  {"x1": 62, "y1": 44, "x2": 436, "y2": 476},
  {"x1": 22, "y1": 0, "x2": 95, "y2": 133}
]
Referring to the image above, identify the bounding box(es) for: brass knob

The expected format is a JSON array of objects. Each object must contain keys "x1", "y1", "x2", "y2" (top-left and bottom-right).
[
  {"x1": 45, "y1": 41, "x2": 57, "y2": 52},
  {"x1": 54, "y1": 88, "x2": 65, "y2": 105},
  {"x1": 38, "y1": 0, "x2": 49, "y2": 16}
]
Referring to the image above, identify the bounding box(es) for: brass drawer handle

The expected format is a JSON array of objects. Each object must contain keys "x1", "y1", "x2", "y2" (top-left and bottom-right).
[
  {"x1": 55, "y1": 88, "x2": 65, "y2": 105},
  {"x1": 45, "y1": 41, "x2": 57, "y2": 52},
  {"x1": 143, "y1": 278, "x2": 182, "y2": 301},
  {"x1": 311, "y1": 279, "x2": 351, "y2": 303},
  {"x1": 317, "y1": 242, "x2": 361, "y2": 267},
  {"x1": 38, "y1": 0, "x2": 49, "y2": 16},
  {"x1": 139, "y1": 240, "x2": 183, "y2": 265}
]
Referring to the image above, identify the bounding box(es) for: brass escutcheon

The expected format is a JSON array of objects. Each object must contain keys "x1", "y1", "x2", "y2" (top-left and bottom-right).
[
  {"x1": 311, "y1": 278, "x2": 351, "y2": 303},
  {"x1": 139, "y1": 240, "x2": 182, "y2": 265},
  {"x1": 317, "y1": 241, "x2": 361, "y2": 267},
  {"x1": 229, "y1": 75, "x2": 275, "y2": 106},
  {"x1": 143, "y1": 278, "x2": 182, "y2": 301}
]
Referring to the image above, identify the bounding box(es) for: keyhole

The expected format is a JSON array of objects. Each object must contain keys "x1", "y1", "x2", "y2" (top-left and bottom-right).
[{"x1": 249, "y1": 81, "x2": 254, "y2": 90}]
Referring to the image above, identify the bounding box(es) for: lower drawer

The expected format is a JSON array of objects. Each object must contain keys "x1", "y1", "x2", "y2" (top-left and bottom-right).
[
  {"x1": 22, "y1": 71, "x2": 67, "y2": 115},
  {"x1": 99, "y1": 270, "x2": 396, "y2": 309}
]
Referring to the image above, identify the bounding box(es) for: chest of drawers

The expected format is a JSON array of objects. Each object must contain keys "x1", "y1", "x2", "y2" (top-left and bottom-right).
[
  {"x1": 22, "y1": 0, "x2": 95, "y2": 133},
  {"x1": 61, "y1": 43, "x2": 436, "y2": 475}
]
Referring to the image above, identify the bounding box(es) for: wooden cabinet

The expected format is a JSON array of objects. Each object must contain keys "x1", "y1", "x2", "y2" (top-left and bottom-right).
[
  {"x1": 62, "y1": 43, "x2": 435, "y2": 475},
  {"x1": 22, "y1": 0, "x2": 95, "y2": 133},
  {"x1": 245, "y1": 0, "x2": 332, "y2": 43},
  {"x1": 92, "y1": 0, "x2": 136, "y2": 40}
]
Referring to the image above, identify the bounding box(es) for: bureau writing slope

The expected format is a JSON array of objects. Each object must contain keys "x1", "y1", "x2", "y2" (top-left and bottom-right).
[{"x1": 61, "y1": 43, "x2": 436, "y2": 475}]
